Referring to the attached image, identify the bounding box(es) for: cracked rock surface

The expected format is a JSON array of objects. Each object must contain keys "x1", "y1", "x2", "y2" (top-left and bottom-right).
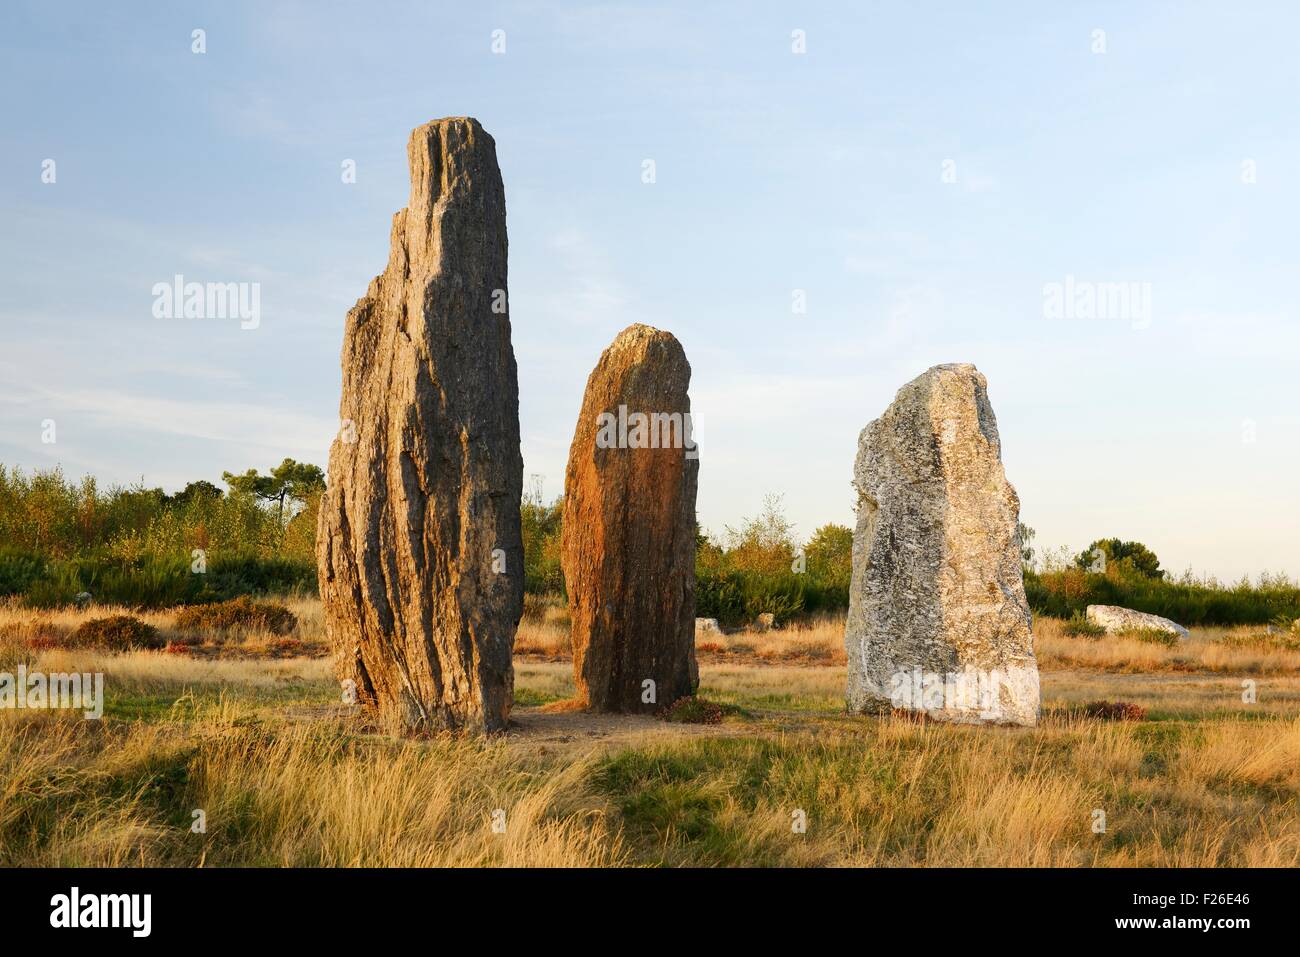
[
  {"x1": 561, "y1": 324, "x2": 700, "y2": 713},
  {"x1": 845, "y1": 363, "x2": 1039, "y2": 726},
  {"x1": 317, "y1": 117, "x2": 523, "y2": 733}
]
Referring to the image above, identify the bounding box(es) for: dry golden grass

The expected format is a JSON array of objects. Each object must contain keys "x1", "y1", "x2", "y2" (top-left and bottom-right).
[
  {"x1": 1035, "y1": 616, "x2": 1300, "y2": 674},
  {"x1": 7, "y1": 597, "x2": 1297, "y2": 675},
  {"x1": 514, "y1": 605, "x2": 850, "y2": 664},
  {"x1": 707, "y1": 615, "x2": 848, "y2": 665},
  {"x1": 3, "y1": 598, "x2": 1298, "y2": 867},
  {"x1": 0, "y1": 596, "x2": 327, "y2": 662},
  {"x1": 512, "y1": 594, "x2": 572, "y2": 657},
  {"x1": 585, "y1": 711, "x2": 1300, "y2": 866},
  {"x1": 0, "y1": 707, "x2": 623, "y2": 867},
  {"x1": 699, "y1": 613, "x2": 1300, "y2": 674}
]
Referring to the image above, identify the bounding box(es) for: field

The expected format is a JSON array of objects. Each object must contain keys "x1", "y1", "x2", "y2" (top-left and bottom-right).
[{"x1": 2, "y1": 598, "x2": 1298, "y2": 867}]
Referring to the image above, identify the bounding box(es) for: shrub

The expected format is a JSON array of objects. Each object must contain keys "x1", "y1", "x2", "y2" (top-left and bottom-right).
[
  {"x1": 196, "y1": 554, "x2": 317, "y2": 602},
  {"x1": 1126, "y1": 628, "x2": 1180, "y2": 648},
  {"x1": 521, "y1": 494, "x2": 564, "y2": 595},
  {"x1": 1214, "y1": 629, "x2": 1300, "y2": 653},
  {"x1": 1061, "y1": 610, "x2": 1106, "y2": 638},
  {"x1": 1024, "y1": 567, "x2": 1300, "y2": 627},
  {"x1": 174, "y1": 596, "x2": 297, "y2": 635},
  {"x1": 1081, "y1": 701, "x2": 1147, "y2": 721},
  {"x1": 0, "y1": 616, "x2": 64, "y2": 647},
  {"x1": 68, "y1": 615, "x2": 163, "y2": 651},
  {"x1": 741, "y1": 573, "x2": 805, "y2": 626},
  {"x1": 0, "y1": 550, "x2": 45, "y2": 597},
  {"x1": 779, "y1": 639, "x2": 834, "y2": 661},
  {"x1": 268, "y1": 637, "x2": 305, "y2": 656},
  {"x1": 657, "y1": 696, "x2": 724, "y2": 724},
  {"x1": 9, "y1": 551, "x2": 316, "y2": 610},
  {"x1": 695, "y1": 567, "x2": 748, "y2": 626}
]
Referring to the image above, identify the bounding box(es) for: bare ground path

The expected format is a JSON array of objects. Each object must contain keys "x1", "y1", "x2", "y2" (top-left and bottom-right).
[{"x1": 506, "y1": 706, "x2": 755, "y2": 756}]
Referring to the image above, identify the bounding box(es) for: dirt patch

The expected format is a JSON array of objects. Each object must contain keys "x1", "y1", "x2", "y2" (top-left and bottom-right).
[
  {"x1": 514, "y1": 650, "x2": 844, "y2": 667},
  {"x1": 278, "y1": 701, "x2": 757, "y2": 753},
  {"x1": 506, "y1": 706, "x2": 752, "y2": 754}
]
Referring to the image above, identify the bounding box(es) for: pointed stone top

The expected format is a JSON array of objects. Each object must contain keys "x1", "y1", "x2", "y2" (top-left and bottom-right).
[
  {"x1": 874, "y1": 361, "x2": 1002, "y2": 470},
  {"x1": 404, "y1": 116, "x2": 497, "y2": 197},
  {"x1": 393, "y1": 116, "x2": 504, "y2": 278}
]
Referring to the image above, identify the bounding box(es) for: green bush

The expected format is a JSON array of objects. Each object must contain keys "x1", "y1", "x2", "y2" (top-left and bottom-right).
[
  {"x1": 1061, "y1": 611, "x2": 1106, "y2": 638},
  {"x1": 1075, "y1": 538, "x2": 1165, "y2": 579},
  {"x1": 1025, "y1": 567, "x2": 1300, "y2": 627},
  {"x1": 1126, "y1": 628, "x2": 1181, "y2": 648},
  {"x1": 0, "y1": 550, "x2": 45, "y2": 597},
  {"x1": 740, "y1": 573, "x2": 805, "y2": 625},
  {"x1": 520, "y1": 493, "x2": 564, "y2": 596},
  {"x1": 0, "y1": 464, "x2": 319, "y2": 609},
  {"x1": 692, "y1": 500, "x2": 848, "y2": 627},
  {"x1": 694, "y1": 567, "x2": 746, "y2": 626},
  {"x1": 11, "y1": 552, "x2": 316, "y2": 610}
]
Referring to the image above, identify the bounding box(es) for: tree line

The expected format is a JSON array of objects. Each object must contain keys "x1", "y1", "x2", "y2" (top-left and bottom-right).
[{"x1": 2, "y1": 462, "x2": 1296, "y2": 625}]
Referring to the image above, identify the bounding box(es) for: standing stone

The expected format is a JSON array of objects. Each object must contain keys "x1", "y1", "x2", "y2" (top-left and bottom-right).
[
  {"x1": 561, "y1": 324, "x2": 699, "y2": 713},
  {"x1": 845, "y1": 363, "x2": 1039, "y2": 726},
  {"x1": 316, "y1": 117, "x2": 523, "y2": 734}
]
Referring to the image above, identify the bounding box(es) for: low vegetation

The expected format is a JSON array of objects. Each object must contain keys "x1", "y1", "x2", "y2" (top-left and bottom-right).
[
  {"x1": 1025, "y1": 564, "x2": 1300, "y2": 627},
  {"x1": 2, "y1": 636, "x2": 1296, "y2": 867},
  {"x1": 1062, "y1": 611, "x2": 1106, "y2": 638},
  {"x1": 3, "y1": 471, "x2": 1296, "y2": 866},
  {"x1": 174, "y1": 597, "x2": 297, "y2": 636},
  {"x1": 1078, "y1": 701, "x2": 1148, "y2": 721},
  {"x1": 0, "y1": 597, "x2": 325, "y2": 663},
  {"x1": 657, "y1": 696, "x2": 724, "y2": 724},
  {"x1": 67, "y1": 615, "x2": 163, "y2": 652},
  {"x1": 6, "y1": 464, "x2": 1299, "y2": 631},
  {"x1": 0, "y1": 463, "x2": 318, "y2": 609}
]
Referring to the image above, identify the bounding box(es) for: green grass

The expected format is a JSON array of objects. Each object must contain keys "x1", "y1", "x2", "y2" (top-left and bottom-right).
[
  {"x1": 101, "y1": 681, "x2": 338, "y2": 723},
  {"x1": 512, "y1": 687, "x2": 564, "y2": 707},
  {"x1": 700, "y1": 686, "x2": 840, "y2": 713}
]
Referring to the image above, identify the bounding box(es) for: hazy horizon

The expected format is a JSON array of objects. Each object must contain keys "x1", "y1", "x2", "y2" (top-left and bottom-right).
[{"x1": 2, "y1": 1, "x2": 1298, "y2": 581}]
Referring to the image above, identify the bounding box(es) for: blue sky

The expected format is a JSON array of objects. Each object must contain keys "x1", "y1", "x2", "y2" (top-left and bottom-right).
[{"x1": 2, "y1": 1, "x2": 1297, "y2": 580}]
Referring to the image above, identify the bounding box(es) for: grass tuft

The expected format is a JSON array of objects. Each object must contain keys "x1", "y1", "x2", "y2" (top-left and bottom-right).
[{"x1": 1080, "y1": 701, "x2": 1148, "y2": 721}]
